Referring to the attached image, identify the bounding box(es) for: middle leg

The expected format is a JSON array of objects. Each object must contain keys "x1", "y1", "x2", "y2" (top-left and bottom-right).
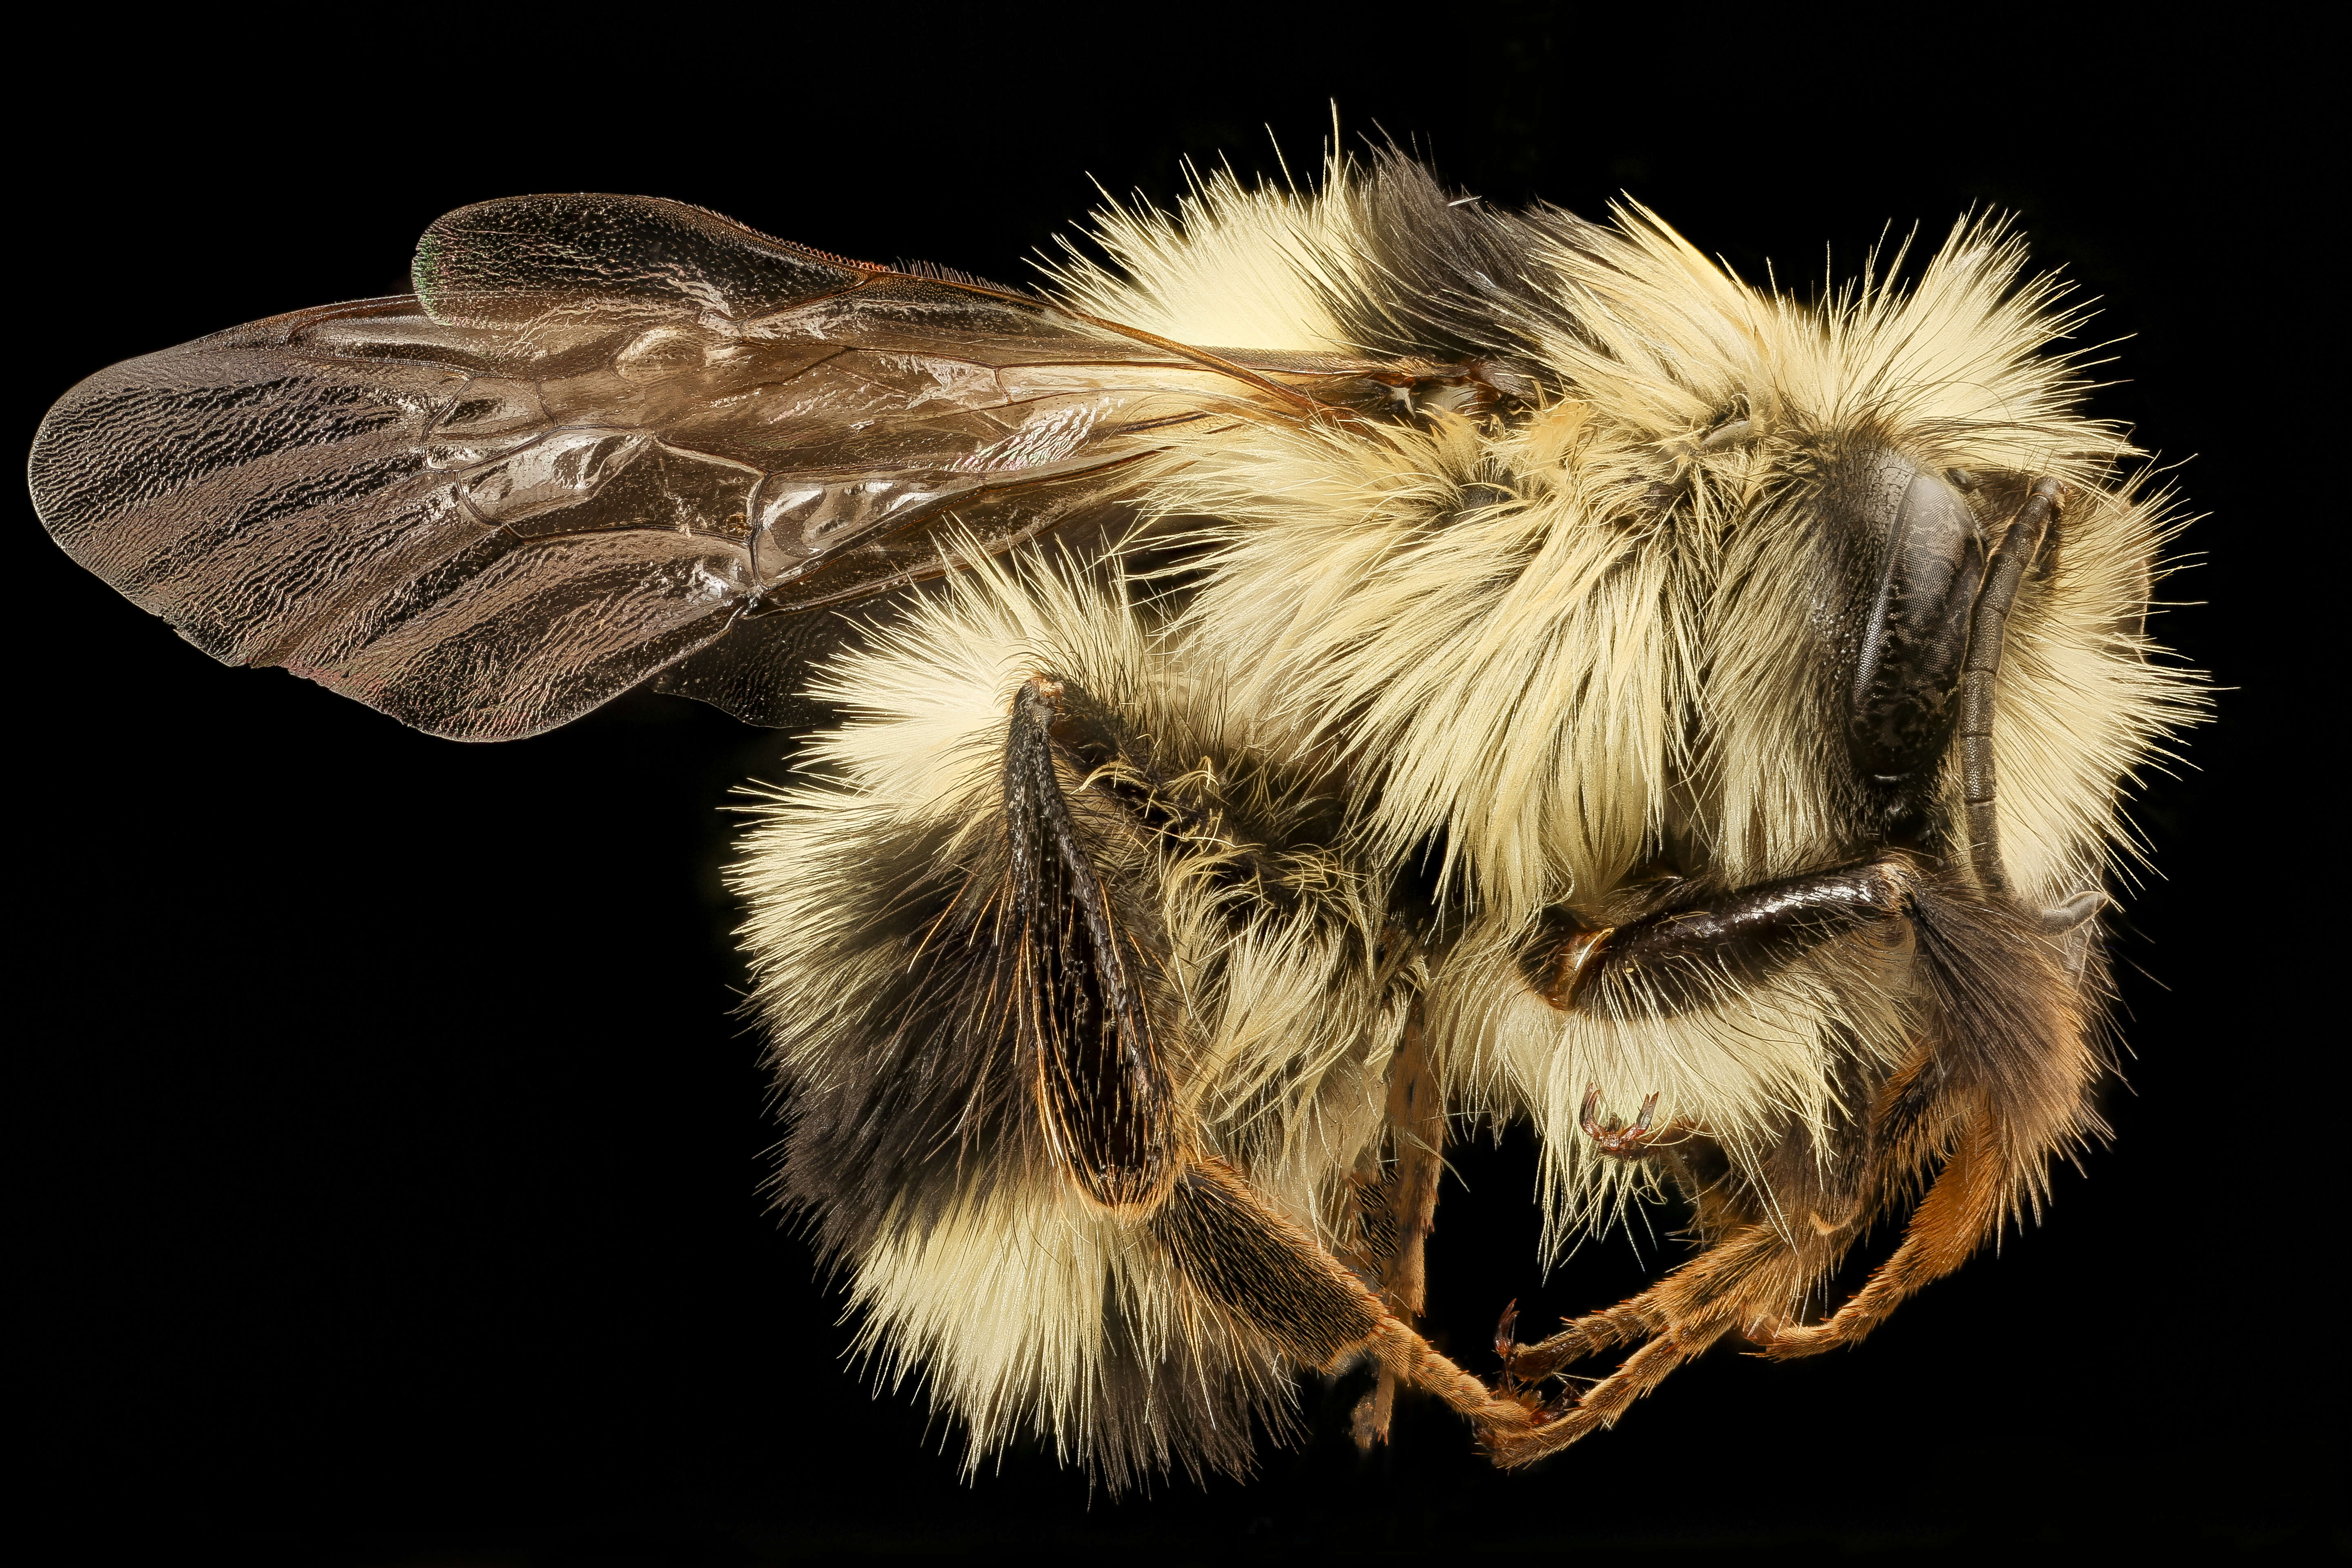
[{"x1": 1350, "y1": 1004, "x2": 1448, "y2": 1448}]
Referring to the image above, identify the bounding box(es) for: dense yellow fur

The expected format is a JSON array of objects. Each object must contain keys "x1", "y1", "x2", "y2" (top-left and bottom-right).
[
  {"x1": 737, "y1": 555, "x2": 1411, "y2": 1471},
  {"x1": 733, "y1": 160, "x2": 2196, "y2": 1473},
  {"x1": 1047, "y1": 163, "x2": 1361, "y2": 353}
]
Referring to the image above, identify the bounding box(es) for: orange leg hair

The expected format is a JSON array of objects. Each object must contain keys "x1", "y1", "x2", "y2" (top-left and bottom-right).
[{"x1": 1488, "y1": 1091, "x2": 2033, "y2": 1468}]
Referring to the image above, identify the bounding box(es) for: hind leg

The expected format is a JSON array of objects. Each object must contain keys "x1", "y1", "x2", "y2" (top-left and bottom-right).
[
  {"x1": 1009, "y1": 674, "x2": 1533, "y2": 1446},
  {"x1": 1158, "y1": 1158, "x2": 1536, "y2": 1443}
]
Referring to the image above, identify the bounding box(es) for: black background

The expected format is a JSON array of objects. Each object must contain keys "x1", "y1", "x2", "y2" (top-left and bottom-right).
[{"x1": 17, "y1": 9, "x2": 2332, "y2": 1565}]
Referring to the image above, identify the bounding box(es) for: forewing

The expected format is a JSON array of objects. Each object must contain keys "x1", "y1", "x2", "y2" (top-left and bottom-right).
[{"x1": 30, "y1": 196, "x2": 1281, "y2": 739}]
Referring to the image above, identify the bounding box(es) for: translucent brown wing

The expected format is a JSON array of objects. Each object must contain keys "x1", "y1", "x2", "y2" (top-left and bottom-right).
[{"x1": 30, "y1": 195, "x2": 1372, "y2": 739}]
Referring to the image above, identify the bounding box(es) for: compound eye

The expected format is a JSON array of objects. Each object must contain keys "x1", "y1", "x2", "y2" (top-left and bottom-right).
[{"x1": 1840, "y1": 452, "x2": 1987, "y2": 788}]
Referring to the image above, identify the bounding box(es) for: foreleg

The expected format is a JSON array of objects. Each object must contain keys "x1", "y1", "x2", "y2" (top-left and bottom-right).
[{"x1": 1758, "y1": 1101, "x2": 2005, "y2": 1357}]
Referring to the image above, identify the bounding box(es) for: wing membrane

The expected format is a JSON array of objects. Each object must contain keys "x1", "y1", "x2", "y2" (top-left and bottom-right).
[{"x1": 32, "y1": 194, "x2": 1470, "y2": 739}]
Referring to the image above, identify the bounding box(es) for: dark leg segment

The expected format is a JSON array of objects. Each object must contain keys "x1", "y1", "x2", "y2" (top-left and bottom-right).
[
  {"x1": 1528, "y1": 858, "x2": 1910, "y2": 1013},
  {"x1": 1350, "y1": 1011, "x2": 1446, "y2": 1448},
  {"x1": 1156, "y1": 1161, "x2": 1385, "y2": 1364},
  {"x1": 1004, "y1": 676, "x2": 1177, "y2": 1209},
  {"x1": 1154, "y1": 1159, "x2": 1532, "y2": 1442}
]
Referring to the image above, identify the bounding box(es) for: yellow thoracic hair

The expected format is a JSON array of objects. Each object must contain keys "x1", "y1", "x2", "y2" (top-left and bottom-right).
[
  {"x1": 1051, "y1": 160, "x2": 2192, "y2": 923},
  {"x1": 728, "y1": 156, "x2": 2198, "y2": 1475},
  {"x1": 1048, "y1": 156, "x2": 2196, "y2": 1249}
]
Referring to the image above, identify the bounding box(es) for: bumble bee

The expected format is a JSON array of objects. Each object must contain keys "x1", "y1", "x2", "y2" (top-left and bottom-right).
[{"x1": 29, "y1": 151, "x2": 2195, "y2": 1488}]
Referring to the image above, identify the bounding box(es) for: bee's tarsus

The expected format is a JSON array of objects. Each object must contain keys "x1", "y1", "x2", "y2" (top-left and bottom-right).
[
  {"x1": 1579, "y1": 1087, "x2": 1666, "y2": 1157},
  {"x1": 1349, "y1": 1376, "x2": 1396, "y2": 1451}
]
